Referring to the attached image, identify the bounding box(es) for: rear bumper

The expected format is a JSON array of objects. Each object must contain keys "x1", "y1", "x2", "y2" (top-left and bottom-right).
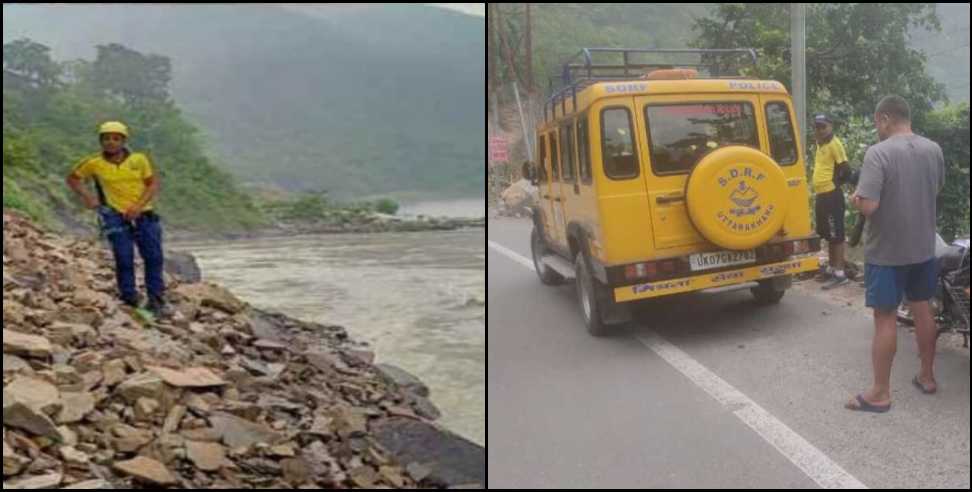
[
  {"x1": 613, "y1": 256, "x2": 819, "y2": 303},
  {"x1": 598, "y1": 235, "x2": 822, "y2": 287}
]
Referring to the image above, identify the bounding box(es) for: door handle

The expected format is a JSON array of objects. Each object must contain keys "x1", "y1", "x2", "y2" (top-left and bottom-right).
[
  {"x1": 553, "y1": 197, "x2": 562, "y2": 202},
  {"x1": 656, "y1": 194, "x2": 685, "y2": 204}
]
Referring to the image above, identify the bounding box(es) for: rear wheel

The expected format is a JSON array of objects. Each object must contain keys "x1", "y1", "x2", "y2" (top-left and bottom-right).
[
  {"x1": 531, "y1": 228, "x2": 565, "y2": 286},
  {"x1": 751, "y1": 279, "x2": 787, "y2": 305},
  {"x1": 575, "y1": 252, "x2": 612, "y2": 337}
]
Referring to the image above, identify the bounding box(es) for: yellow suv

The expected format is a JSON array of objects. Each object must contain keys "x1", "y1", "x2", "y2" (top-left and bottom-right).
[{"x1": 528, "y1": 48, "x2": 821, "y2": 336}]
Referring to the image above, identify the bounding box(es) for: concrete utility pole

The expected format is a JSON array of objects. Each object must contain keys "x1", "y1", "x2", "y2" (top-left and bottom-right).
[
  {"x1": 488, "y1": 4, "x2": 500, "y2": 132},
  {"x1": 512, "y1": 81, "x2": 533, "y2": 161},
  {"x1": 791, "y1": 3, "x2": 807, "y2": 140},
  {"x1": 525, "y1": 3, "x2": 534, "y2": 94}
]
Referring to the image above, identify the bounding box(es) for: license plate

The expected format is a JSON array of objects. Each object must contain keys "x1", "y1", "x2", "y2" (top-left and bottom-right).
[{"x1": 690, "y1": 250, "x2": 756, "y2": 272}]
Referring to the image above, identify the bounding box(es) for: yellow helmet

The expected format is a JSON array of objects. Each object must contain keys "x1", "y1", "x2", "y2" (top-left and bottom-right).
[{"x1": 98, "y1": 121, "x2": 129, "y2": 138}]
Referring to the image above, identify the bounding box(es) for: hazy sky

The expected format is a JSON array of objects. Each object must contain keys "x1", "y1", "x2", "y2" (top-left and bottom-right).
[
  {"x1": 427, "y1": 3, "x2": 485, "y2": 17},
  {"x1": 273, "y1": 3, "x2": 484, "y2": 20}
]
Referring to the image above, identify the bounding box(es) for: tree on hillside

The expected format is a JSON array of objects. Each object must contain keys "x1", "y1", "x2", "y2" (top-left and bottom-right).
[
  {"x1": 3, "y1": 38, "x2": 62, "y2": 89},
  {"x1": 93, "y1": 43, "x2": 172, "y2": 108},
  {"x1": 691, "y1": 3, "x2": 946, "y2": 125}
]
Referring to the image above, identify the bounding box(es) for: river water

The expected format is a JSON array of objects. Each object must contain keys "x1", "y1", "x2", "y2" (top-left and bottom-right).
[
  {"x1": 399, "y1": 199, "x2": 486, "y2": 219},
  {"x1": 175, "y1": 225, "x2": 485, "y2": 447}
]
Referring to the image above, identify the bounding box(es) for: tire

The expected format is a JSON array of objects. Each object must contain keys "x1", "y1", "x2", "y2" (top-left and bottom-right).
[
  {"x1": 751, "y1": 279, "x2": 786, "y2": 305},
  {"x1": 531, "y1": 228, "x2": 565, "y2": 286},
  {"x1": 685, "y1": 146, "x2": 789, "y2": 251},
  {"x1": 575, "y1": 251, "x2": 612, "y2": 337},
  {"x1": 896, "y1": 305, "x2": 915, "y2": 326}
]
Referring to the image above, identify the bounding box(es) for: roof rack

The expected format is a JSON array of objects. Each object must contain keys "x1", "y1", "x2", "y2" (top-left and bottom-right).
[{"x1": 543, "y1": 48, "x2": 758, "y2": 123}]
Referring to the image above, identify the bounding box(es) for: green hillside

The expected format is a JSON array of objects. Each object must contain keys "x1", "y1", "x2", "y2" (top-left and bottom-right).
[{"x1": 3, "y1": 4, "x2": 486, "y2": 200}]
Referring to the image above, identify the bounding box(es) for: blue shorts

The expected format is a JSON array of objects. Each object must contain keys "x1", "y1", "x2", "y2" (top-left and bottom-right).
[{"x1": 864, "y1": 258, "x2": 938, "y2": 311}]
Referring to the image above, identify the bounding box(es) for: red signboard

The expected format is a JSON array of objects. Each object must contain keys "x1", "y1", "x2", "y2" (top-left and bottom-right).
[{"x1": 489, "y1": 136, "x2": 509, "y2": 164}]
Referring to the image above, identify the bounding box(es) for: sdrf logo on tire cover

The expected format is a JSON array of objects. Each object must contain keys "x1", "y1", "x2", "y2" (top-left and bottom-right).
[{"x1": 685, "y1": 146, "x2": 790, "y2": 251}]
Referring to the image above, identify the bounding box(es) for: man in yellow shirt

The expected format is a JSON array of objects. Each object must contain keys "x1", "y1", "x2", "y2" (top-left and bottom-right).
[
  {"x1": 811, "y1": 114, "x2": 851, "y2": 290},
  {"x1": 66, "y1": 121, "x2": 168, "y2": 317}
]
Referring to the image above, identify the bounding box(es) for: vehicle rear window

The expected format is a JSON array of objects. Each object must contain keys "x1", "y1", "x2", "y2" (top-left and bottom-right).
[
  {"x1": 644, "y1": 103, "x2": 758, "y2": 175},
  {"x1": 600, "y1": 108, "x2": 639, "y2": 180}
]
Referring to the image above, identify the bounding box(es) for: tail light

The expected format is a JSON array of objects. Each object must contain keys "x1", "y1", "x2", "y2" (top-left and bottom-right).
[
  {"x1": 792, "y1": 240, "x2": 812, "y2": 254},
  {"x1": 757, "y1": 239, "x2": 819, "y2": 261},
  {"x1": 623, "y1": 261, "x2": 659, "y2": 281}
]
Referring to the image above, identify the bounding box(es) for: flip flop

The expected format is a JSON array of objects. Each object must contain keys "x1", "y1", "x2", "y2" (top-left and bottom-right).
[
  {"x1": 912, "y1": 376, "x2": 937, "y2": 395},
  {"x1": 845, "y1": 394, "x2": 891, "y2": 414}
]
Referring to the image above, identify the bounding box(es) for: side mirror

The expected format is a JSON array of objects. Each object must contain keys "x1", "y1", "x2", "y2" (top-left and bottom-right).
[
  {"x1": 521, "y1": 161, "x2": 533, "y2": 181},
  {"x1": 522, "y1": 161, "x2": 537, "y2": 185}
]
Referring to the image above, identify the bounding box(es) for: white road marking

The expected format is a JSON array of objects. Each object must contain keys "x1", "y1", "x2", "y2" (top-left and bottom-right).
[
  {"x1": 489, "y1": 239, "x2": 869, "y2": 490},
  {"x1": 637, "y1": 332, "x2": 867, "y2": 489},
  {"x1": 488, "y1": 240, "x2": 536, "y2": 271}
]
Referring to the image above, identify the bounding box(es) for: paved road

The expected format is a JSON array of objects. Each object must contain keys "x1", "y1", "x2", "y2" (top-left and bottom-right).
[{"x1": 488, "y1": 217, "x2": 970, "y2": 489}]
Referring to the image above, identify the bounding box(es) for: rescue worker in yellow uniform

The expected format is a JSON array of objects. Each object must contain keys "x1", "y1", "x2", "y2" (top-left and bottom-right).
[
  {"x1": 811, "y1": 114, "x2": 852, "y2": 290},
  {"x1": 66, "y1": 121, "x2": 170, "y2": 317}
]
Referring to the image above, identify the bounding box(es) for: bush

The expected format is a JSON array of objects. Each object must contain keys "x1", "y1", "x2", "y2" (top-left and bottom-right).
[
  {"x1": 835, "y1": 115, "x2": 878, "y2": 236},
  {"x1": 3, "y1": 38, "x2": 268, "y2": 233},
  {"x1": 922, "y1": 104, "x2": 970, "y2": 241},
  {"x1": 374, "y1": 198, "x2": 400, "y2": 215},
  {"x1": 809, "y1": 104, "x2": 970, "y2": 243},
  {"x1": 2, "y1": 175, "x2": 51, "y2": 224}
]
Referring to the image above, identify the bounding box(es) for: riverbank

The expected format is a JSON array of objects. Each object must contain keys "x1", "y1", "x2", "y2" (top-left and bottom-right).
[
  {"x1": 174, "y1": 228, "x2": 486, "y2": 448},
  {"x1": 2, "y1": 209, "x2": 484, "y2": 489},
  {"x1": 167, "y1": 215, "x2": 486, "y2": 243}
]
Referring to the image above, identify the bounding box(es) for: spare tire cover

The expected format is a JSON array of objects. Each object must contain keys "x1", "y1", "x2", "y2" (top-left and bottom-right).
[{"x1": 685, "y1": 146, "x2": 789, "y2": 251}]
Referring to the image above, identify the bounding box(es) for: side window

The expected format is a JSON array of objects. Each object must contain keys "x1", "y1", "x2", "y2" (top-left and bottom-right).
[
  {"x1": 766, "y1": 102, "x2": 799, "y2": 166},
  {"x1": 560, "y1": 123, "x2": 575, "y2": 183},
  {"x1": 538, "y1": 134, "x2": 548, "y2": 184},
  {"x1": 601, "y1": 108, "x2": 639, "y2": 180},
  {"x1": 550, "y1": 131, "x2": 561, "y2": 182},
  {"x1": 577, "y1": 114, "x2": 591, "y2": 184}
]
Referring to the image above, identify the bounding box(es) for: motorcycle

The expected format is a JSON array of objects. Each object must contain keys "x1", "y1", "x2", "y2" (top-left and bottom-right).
[{"x1": 897, "y1": 235, "x2": 971, "y2": 347}]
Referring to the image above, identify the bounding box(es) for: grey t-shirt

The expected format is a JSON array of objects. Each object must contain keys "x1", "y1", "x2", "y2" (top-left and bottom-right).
[{"x1": 855, "y1": 134, "x2": 945, "y2": 266}]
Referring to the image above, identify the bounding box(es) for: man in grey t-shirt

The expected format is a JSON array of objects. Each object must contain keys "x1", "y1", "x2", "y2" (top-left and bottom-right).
[{"x1": 845, "y1": 95, "x2": 946, "y2": 413}]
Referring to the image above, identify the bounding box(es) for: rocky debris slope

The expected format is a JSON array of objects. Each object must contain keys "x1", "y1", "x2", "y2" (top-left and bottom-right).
[
  {"x1": 2, "y1": 210, "x2": 484, "y2": 489},
  {"x1": 497, "y1": 179, "x2": 537, "y2": 218}
]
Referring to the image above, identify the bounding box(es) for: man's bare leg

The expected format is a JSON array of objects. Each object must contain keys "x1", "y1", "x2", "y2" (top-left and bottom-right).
[
  {"x1": 853, "y1": 308, "x2": 897, "y2": 406},
  {"x1": 910, "y1": 300, "x2": 938, "y2": 392}
]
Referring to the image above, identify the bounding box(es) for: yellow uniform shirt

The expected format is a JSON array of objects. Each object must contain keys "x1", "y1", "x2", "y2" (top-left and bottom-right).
[
  {"x1": 71, "y1": 151, "x2": 155, "y2": 212},
  {"x1": 811, "y1": 136, "x2": 848, "y2": 194}
]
